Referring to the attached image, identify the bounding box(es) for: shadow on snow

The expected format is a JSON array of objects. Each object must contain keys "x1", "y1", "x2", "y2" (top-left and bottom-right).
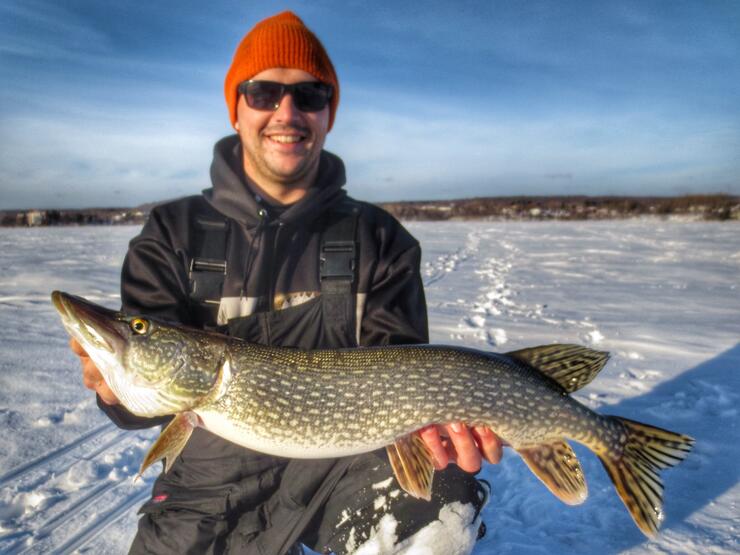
[{"x1": 585, "y1": 343, "x2": 739, "y2": 553}]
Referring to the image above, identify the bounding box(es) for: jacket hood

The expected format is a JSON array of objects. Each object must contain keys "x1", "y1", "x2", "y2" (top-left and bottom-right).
[{"x1": 204, "y1": 134, "x2": 348, "y2": 228}]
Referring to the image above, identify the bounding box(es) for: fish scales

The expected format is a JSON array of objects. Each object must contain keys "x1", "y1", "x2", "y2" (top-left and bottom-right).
[
  {"x1": 52, "y1": 291, "x2": 694, "y2": 538},
  {"x1": 194, "y1": 342, "x2": 596, "y2": 457}
]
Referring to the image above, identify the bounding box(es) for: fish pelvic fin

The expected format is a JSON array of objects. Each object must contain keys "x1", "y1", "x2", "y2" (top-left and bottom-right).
[
  {"x1": 599, "y1": 417, "x2": 694, "y2": 537},
  {"x1": 386, "y1": 433, "x2": 435, "y2": 501},
  {"x1": 506, "y1": 344, "x2": 609, "y2": 393},
  {"x1": 517, "y1": 441, "x2": 588, "y2": 505},
  {"x1": 137, "y1": 411, "x2": 198, "y2": 478}
]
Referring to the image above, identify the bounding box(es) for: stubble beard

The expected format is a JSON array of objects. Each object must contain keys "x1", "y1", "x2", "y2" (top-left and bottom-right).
[{"x1": 244, "y1": 127, "x2": 323, "y2": 191}]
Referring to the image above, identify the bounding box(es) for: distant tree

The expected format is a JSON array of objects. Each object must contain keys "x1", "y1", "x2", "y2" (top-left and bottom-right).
[{"x1": 46, "y1": 210, "x2": 61, "y2": 225}]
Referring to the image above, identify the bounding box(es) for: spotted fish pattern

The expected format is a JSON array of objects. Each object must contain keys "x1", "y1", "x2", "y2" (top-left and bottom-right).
[{"x1": 52, "y1": 291, "x2": 694, "y2": 538}]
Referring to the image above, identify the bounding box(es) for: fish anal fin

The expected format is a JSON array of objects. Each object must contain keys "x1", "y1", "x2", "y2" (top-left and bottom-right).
[
  {"x1": 517, "y1": 440, "x2": 588, "y2": 505},
  {"x1": 138, "y1": 411, "x2": 198, "y2": 478},
  {"x1": 386, "y1": 433, "x2": 435, "y2": 501},
  {"x1": 507, "y1": 344, "x2": 609, "y2": 393}
]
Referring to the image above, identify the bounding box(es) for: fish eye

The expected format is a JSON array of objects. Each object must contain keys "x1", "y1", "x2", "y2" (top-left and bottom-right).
[{"x1": 130, "y1": 318, "x2": 150, "y2": 335}]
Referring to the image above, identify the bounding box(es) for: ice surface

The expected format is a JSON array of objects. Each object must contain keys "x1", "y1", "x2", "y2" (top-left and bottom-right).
[{"x1": 1, "y1": 221, "x2": 738, "y2": 554}]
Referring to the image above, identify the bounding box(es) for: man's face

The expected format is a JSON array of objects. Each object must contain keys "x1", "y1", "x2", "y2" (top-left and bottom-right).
[{"x1": 236, "y1": 68, "x2": 330, "y2": 190}]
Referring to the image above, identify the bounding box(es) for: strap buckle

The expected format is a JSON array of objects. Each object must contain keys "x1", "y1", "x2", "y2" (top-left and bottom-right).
[
  {"x1": 320, "y1": 241, "x2": 355, "y2": 283},
  {"x1": 189, "y1": 258, "x2": 227, "y2": 275},
  {"x1": 189, "y1": 258, "x2": 227, "y2": 305}
]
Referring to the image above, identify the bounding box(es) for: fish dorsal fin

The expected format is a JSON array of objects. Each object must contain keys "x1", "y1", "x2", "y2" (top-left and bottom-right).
[
  {"x1": 386, "y1": 433, "x2": 435, "y2": 501},
  {"x1": 506, "y1": 344, "x2": 609, "y2": 393},
  {"x1": 137, "y1": 411, "x2": 198, "y2": 479},
  {"x1": 517, "y1": 440, "x2": 588, "y2": 505}
]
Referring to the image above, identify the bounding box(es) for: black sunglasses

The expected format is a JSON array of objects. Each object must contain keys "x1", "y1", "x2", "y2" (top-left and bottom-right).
[{"x1": 238, "y1": 80, "x2": 333, "y2": 112}]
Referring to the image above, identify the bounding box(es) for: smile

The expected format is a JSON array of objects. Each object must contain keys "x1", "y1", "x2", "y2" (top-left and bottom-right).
[{"x1": 268, "y1": 135, "x2": 304, "y2": 144}]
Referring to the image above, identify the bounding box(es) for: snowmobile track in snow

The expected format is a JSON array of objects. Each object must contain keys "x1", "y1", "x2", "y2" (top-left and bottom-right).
[
  {"x1": 5, "y1": 484, "x2": 150, "y2": 555},
  {"x1": 0, "y1": 423, "x2": 150, "y2": 554},
  {"x1": 0, "y1": 422, "x2": 117, "y2": 487},
  {"x1": 48, "y1": 487, "x2": 150, "y2": 555}
]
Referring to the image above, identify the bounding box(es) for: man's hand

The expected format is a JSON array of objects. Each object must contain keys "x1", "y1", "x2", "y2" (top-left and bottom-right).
[
  {"x1": 69, "y1": 338, "x2": 120, "y2": 405},
  {"x1": 419, "y1": 423, "x2": 503, "y2": 472}
]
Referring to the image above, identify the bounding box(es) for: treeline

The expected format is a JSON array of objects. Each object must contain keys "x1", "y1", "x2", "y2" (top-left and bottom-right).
[
  {"x1": 377, "y1": 194, "x2": 740, "y2": 221},
  {"x1": 1, "y1": 208, "x2": 147, "y2": 227},
  {"x1": 3, "y1": 195, "x2": 739, "y2": 227}
]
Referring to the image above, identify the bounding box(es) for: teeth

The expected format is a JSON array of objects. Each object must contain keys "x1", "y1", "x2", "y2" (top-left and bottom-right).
[{"x1": 270, "y1": 135, "x2": 302, "y2": 144}]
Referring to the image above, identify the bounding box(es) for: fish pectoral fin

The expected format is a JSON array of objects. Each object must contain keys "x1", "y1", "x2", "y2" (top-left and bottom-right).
[
  {"x1": 386, "y1": 433, "x2": 435, "y2": 501},
  {"x1": 516, "y1": 440, "x2": 588, "y2": 505},
  {"x1": 138, "y1": 411, "x2": 198, "y2": 478},
  {"x1": 506, "y1": 344, "x2": 609, "y2": 393}
]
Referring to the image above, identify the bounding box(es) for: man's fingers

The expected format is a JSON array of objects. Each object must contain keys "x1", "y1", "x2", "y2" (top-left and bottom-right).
[
  {"x1": 441, "y1": 436, "x2": 458, "y2": 465},
  {"x1": 97, "y1": 382, "x2": 119, "y2": 405},
  {"x1": 79, "y1": 356, "x2": 120, "y2": 405},
  {"x1": 81, "y1": 372, "x2": 99, "y2": 390},
  {"x1": 418, "y1": 426, "x2": 449, "y2": 470},
  {"x1": 84, "y1": 367, "x2": 119, "y2": 405},
  {"x1": 69, "y1": 337, "x2": 87, "y2": 356},
  {"x1": 446, "y1": 422, "x2": 482, "y2": 473},
  {"x1": 81, "y1": 360, "x2": 104, "y2": 389},
  {"x1": 471, "y1": 426, "x2": 503, "y2": 464},
  {"x1": 419, "y1": 424, "x2": 503, "y2": 472}
]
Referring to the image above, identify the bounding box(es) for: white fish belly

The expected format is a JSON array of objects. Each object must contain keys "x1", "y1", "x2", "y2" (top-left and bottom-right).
[{"x1": 194, "y1": 407, "x2": 384, "y2": 459}]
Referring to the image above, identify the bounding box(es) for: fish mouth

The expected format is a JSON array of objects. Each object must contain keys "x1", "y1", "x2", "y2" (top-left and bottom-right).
[{"x1": 51, "y1": 291, "x2": 127, "y2": 355}]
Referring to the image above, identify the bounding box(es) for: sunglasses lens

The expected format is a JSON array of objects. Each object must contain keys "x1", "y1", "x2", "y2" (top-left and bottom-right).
[
  {"x1": 293, "y1": 83, "x2": 332, "y2": 112},
  {"x1": 245, "y1": 81, "x2": 284, "y2": 110},
  {"x1": 241, "y1": 81, "x2": 332, "y2": 112}
]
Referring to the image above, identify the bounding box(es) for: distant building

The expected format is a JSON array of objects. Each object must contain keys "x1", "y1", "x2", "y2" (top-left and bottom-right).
[{"x1": 26, "y1": 210, "x2": 45, "y2": 226}]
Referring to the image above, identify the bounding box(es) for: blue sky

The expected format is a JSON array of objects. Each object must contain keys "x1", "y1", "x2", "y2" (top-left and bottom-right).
[{"x1": 1, "y1": 0, "x2": 738, "y2": 209}]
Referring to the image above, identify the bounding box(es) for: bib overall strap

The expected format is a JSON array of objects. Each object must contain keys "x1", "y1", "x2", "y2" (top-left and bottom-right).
[
  {"x1": 188, "y1": 216, "x2": 228, "y2": 328},
  {"x1": 320, "y1": 201, "x2": 360, "y2": 338}
]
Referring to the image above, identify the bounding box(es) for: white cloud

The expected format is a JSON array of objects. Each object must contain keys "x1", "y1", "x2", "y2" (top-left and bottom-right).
[
  {"x1": 328, "y1": 87, "x2": 740, "y2": 200},
  {"x1": 0, "y1": 109, "x2": 227, "y2": 208},
  {"x1": 2, "y1": 80, "x2": 738, "y2": 209}
]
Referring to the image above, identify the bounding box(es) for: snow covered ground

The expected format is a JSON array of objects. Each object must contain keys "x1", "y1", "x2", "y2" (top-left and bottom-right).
[{"x1": 0, "y1": 220, "x2": 738, "y2": 554}]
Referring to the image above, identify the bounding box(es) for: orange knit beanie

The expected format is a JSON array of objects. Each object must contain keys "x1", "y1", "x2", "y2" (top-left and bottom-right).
[{"x1": 224, "y1": 11, "x2": 339, "y2": 130}]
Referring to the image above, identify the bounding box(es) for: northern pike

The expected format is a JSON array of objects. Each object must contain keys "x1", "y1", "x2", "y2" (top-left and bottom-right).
[{"x1": 52, "y1": 291, "x2": 694, "y2": 537}]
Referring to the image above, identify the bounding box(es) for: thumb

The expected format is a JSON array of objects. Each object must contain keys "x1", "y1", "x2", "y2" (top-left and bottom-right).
[{"x1": 69, "y1": 337, "x2": 88, "y2": 357}]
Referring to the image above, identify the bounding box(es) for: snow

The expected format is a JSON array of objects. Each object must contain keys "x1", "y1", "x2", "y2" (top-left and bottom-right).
[
  {"x1": 1, "y1": 221, "x2": 738, "y2": 554},
  {"x1": 350, "y1": 502, "x2": 481, "y2": 555}
]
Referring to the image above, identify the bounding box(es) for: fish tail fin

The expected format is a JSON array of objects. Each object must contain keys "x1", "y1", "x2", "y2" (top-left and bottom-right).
[{"x1": 598, "y1": 417, "x2": 694, "y2": 537}]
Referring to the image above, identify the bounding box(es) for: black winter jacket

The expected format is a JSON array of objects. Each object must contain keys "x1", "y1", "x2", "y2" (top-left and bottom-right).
[{"x1": 99, "y1": 135, "x2": 429, "y2": 491}]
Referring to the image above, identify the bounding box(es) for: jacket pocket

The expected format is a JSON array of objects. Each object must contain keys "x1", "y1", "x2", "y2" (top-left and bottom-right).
[{"x1": 138, "y1": 484, "x2": 230, "y2": 518}]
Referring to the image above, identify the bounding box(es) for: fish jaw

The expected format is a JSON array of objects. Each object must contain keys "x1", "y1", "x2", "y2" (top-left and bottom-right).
[
  {"x1": 52, "y1": 291, "x2": 128, "y2": 361},
  {"x1": 52, "y1": 291, "x2": 221, "y2": 417},
  {"x1": 52, "y1": 291, "x2": 163, "y2": 414},
  {"x1": 52, "y1": 291, "x2": 131, "y2": 399}
]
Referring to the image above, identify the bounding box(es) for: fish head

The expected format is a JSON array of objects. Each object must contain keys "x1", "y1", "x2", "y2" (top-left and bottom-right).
[{"x1": 52, "y1": 291, "x2": 226, "y2": 416}]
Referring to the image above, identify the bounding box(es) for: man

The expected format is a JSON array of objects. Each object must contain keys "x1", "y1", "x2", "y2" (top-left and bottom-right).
[{"x1": 71, "y1": 11, "x2": 502, "y2": 554}]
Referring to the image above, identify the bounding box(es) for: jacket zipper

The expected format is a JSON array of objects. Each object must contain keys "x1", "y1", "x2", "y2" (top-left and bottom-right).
[
  {"x1": 267, "y1": 219, "x2": 285, "y2": 312},
  {"x1": 239, "y1": 209, "x2": 267, "y2": 302}
]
